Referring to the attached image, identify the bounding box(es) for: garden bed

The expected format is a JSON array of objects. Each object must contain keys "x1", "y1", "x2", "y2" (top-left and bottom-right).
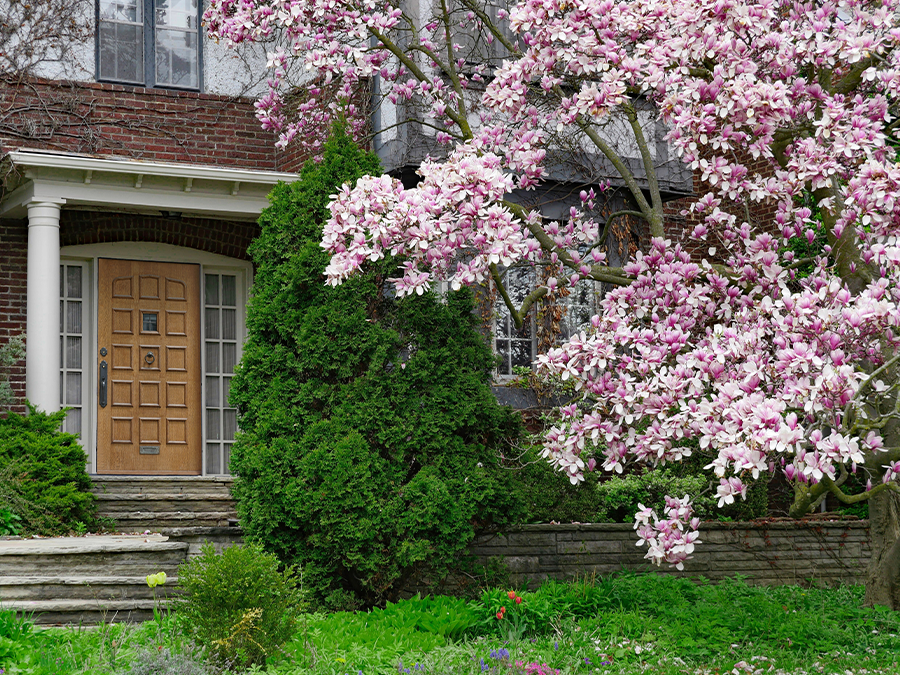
[{"x1": 3, "y1": 574, "x2": 899, "y2": 675}]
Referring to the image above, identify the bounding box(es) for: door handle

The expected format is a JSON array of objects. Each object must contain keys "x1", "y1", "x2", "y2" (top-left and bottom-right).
[{"x1": 99, "y1": 360, "x2": 108, "y2": 408}]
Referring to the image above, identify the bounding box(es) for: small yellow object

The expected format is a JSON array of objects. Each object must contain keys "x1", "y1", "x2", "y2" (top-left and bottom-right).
[{"x1": 146, "y1": 571, "x2": 168, "y2": 588}]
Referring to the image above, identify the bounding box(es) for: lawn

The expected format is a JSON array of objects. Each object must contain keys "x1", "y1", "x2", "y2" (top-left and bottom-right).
[{"x1": 2, "y1": 574, "x2": 899, "y2": 675}]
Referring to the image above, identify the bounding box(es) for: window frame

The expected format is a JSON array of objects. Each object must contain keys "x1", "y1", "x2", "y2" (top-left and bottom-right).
[{"x1": 95, "y1": 0, "x2": 204, "y2": 91}]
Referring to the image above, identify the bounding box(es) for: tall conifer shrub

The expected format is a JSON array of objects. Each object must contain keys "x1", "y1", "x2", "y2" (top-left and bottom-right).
[{"x1": 229, "y1": 128, "x2": 523, "y2": 609}]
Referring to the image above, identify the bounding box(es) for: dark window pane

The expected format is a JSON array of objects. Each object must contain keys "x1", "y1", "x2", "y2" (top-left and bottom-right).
[
  {"x1": 221, "y1": 276, "x2": 237, "y2": 307},
  {"x1": 205, "y1": 274, "x2": 219, "y2": 306},
  {"x1": 142, "y1": 312, "x2": 158, "y2": 332},
  {"x1": 206, "y1": 376, "x2": 220, "y2": 408},
  {"x1": 511, "y1": 340, "x2": 532, "y2": 369},
  {"x1": 67, "y1": 301, "x2": 82, "y2": 334},
  {"x1": 222, "y1": 309, "x2": 236, "y2": 340},
  {"x1": 207, "y1": 409, "x2": 221, "y2": 440},
  {"x1": 205, "y1": 308, "x2": 220, "y2": 339},
  {"x1": 67, "y1": 266, "x2": 82, "y2": 299},
  {"x1": 206, "y1": 342, "x2": 220, "y2": 374},
  {"x1": 67, "y1": 336, "x2": 82, "y2": 369},
  {"x1": 206, "y1": 443, "x2": 221, "y2": 474}
]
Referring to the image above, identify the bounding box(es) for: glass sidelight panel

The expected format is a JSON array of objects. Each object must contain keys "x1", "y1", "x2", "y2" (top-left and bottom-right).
[
  {"x1": 59, "y1": 264, "x2": 86, "y2": 437},
  {"x1": 203, "y1": 273, "x2": 240, "y2": 474}
]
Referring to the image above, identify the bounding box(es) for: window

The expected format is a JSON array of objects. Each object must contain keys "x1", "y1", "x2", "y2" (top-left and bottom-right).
[
  {"x1": 494, "y1": 267, "x2": 603, "y2": 377},
  {"x1": 97, "y1": 0, "x2": 200, "y2": 89}
]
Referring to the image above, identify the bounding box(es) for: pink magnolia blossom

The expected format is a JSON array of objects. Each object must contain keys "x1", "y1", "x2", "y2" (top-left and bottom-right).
[{"x1": 207, "y1": 0, "x2": 900, "y2": 570}]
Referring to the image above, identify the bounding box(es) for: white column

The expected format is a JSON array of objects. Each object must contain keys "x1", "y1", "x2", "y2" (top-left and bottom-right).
[{"x1": 26, "y1": 201, "x2": 64, "y2": 412}]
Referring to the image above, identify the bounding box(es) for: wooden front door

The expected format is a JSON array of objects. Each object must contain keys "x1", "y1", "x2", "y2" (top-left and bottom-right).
[{"x1": 97, "y1": 259, "x2": 202, "y2": 474}]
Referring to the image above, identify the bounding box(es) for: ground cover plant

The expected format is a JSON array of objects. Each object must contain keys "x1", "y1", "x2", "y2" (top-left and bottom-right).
[{"x1": 7, "y1": 575, "x2": 900, "y2": 675}]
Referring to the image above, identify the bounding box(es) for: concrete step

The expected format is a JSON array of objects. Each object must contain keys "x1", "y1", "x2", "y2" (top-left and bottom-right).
[
  {"x1": 94, "y1": 493, "x2": 236, "y2": 502},
  {"x1": 91, "y1": 476, "x2": 235, "y2": 493}
]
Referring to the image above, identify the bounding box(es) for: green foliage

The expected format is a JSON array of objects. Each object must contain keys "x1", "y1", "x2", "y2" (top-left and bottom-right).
[
  {"x1": 0, "y1": 334, "x2": 24, "y2": 409},
  {"x1": 8, "y1": 578, "x2": 900, "y2": 674},
  {"x1": 509, "y1": 445, "x2": 606, "y2": 524},
  {"x1": 229, "y1": 125, "x2": 524, "y2": 609},
  {"x1": 119, "y1": 649, "x2": 210, "y2": 675},
  {"x1": 0, "y1": 609, "x2": 41, "y2": 673},
  {"x1": 595, "y1": 468, "x2": 717, "y2": 522},
  {"x1": 0, "y1": 506, "x2": 22, "y2": 536},
  {"x1": 307, "y1": 595, "x2": 480, "y2": 656},
  {"x1": 0, "y1": 404, "x2": 97, "y2": 536},
  {"x1": 176, "y1": 543, "x2": 303, "y2": 669}
]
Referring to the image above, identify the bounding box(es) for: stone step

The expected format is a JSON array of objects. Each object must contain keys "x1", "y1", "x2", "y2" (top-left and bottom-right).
[
  {"x1": 91, "y1": 476, "x2": 235, "y2": 493},
  {"x1": 3, "y1": 598, "x2": 160, "y2": 625},
  {"x1": 95, "y1": 502, "x2": 238, "y2": 518},
  {"x1": 0, "y1": 576, "x2": 180, "y2": 601},
  {"x1": 0, "y1": 537, "x2": 188, "y2": 576},
  {"x1": 93, "y1": 493, "x2": 236, "y2": 502},
  {"x1": 103, "y1": 512, "x2": 237, "y2": 531},
  {"x1": 160, "y1": 526, "x2": 244, "y2": 557},
  {"x1": 0, "y1": 535, "x2": 189, "y2": 625}
]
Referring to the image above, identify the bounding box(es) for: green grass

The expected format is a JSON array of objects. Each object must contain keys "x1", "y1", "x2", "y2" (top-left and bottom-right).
[{"x1": 4, "y1": 575, "x2": 900, "y2": 675}]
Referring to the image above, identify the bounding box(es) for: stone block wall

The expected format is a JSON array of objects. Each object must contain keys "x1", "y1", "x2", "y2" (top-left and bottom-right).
[{"x1": 470, "y1": 521, "x2": 869, "y2": 588}]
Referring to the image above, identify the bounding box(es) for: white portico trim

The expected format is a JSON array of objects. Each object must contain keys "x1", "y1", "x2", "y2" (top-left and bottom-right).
[{"x1": 1, "y1": 150, "x2": 297, "y2": 417}]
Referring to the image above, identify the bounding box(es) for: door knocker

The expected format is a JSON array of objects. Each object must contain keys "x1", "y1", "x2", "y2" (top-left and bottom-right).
[{"x1": 145, "y1": 351, "x2": 155, "y2": 365}]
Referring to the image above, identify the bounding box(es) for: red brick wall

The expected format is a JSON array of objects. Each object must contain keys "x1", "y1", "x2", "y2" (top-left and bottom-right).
[
  {"x1": 0, "y1": 211, "x2": 261, "y2": 408},
  {"x1": 0, "y1": 219, "x2": 27, "y2": 410},
  {"x1": 663, "y1": 154, "x2": 780, "y2": 261},
  {"x1": 0, "y1": 77, "x2": 312, "y2": 171}
]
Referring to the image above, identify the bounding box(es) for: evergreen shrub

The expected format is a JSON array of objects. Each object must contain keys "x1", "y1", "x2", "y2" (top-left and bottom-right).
[
  {"x1": 0, "y1": 404, "x2": 97, "y2": 535},
  {"x1": 229, "y1": 126, "x2": 524, "y2": 609},
  {"x1": 177, "y1": 543, "x2": 302, "y2": 669}
]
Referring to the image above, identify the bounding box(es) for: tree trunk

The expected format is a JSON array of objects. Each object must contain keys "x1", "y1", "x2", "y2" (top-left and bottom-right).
[{"x1": 864, "y1": 489, "x2": 900, "y2": 608}]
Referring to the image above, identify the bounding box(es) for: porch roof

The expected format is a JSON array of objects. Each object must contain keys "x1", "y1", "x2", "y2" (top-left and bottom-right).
[{"x1": 0, "y1": 149, "x2": 299, "y2": 221}]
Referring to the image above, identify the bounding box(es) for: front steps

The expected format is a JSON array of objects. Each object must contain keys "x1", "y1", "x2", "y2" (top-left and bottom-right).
[
  {"x1": 0, "y1": 535, "x2": 187, "y2": 625},
  {"x1": 91, "y1": 475, "x2": 239, "y2": 531},
  {"x1": 0, "y1": 477, "x2": 245, "y2": 625}
]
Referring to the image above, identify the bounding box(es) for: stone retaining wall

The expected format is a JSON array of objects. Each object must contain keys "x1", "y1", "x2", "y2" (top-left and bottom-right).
[{"x1": 469, "y1": 520, "x2": 870, "y2": 588}]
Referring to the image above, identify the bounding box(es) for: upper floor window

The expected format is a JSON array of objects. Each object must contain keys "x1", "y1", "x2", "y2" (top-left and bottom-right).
[{"x1": 98, "y1": 0, "x2": 200, "y2": 89}]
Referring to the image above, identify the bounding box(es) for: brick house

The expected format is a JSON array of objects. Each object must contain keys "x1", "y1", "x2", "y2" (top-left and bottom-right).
[
  {"x1": 0, "y1": 1, "x2": 701, "y2": 478},
  {"x1": 0, "y1": 2, "x2": 309, "y2": 476}
]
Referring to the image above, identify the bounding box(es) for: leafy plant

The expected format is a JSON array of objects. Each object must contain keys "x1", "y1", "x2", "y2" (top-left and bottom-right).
[
  {"x1": 229, "y1": 125, "x2": 524, "y2": 609},
  {"x1": 119, "y1": 648, "x2": 210, "y2": 675},
  {"x1": 176, "y1": 543, "x2": 303, "y2": 669},
  {"x1": 595, "y1": 468, "x2": 718, "y2": 523},
  {"x1": 509, "y1": 444, "x2": 606, "y2": 524},
  {"x1": 0, "y1": 404, "x2": 97, "y2": 536},
  {"x1": 0, "y1": 334, "x2": 24, "y2": 410},
  {"x1": 0, "y1": 506, "x2": 22, "y2": 536}
]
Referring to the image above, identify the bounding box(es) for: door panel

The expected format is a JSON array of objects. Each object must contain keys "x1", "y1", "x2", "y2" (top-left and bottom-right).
[{"x1": 97, "y1": 258, "x2": 202, "y2": 474}]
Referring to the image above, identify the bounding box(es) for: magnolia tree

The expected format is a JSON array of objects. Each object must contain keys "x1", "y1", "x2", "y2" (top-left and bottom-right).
[{"x1": 206, "y1": 0, "x2": 900, "y2": 606}]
